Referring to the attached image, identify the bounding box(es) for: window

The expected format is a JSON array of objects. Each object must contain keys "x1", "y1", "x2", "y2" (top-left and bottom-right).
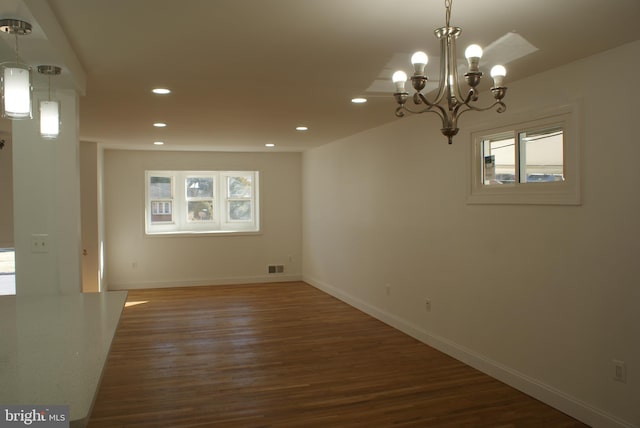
[
  {"x1": 468, "y1": 103, "x2": 580, "y2": 205},
  {"x1": 149, "y1": 175, "x2": 173, "y2": 223},
  {"x1": 481, "y1": 125, "x2": 564, "y2": 186},
  {"x1": 145, "y1": 171, "x2": 259, "y2": 235}
]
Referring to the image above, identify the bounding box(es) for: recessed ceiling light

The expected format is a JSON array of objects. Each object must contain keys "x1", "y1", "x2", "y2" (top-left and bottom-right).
[
  {"x1": 152, "y1": 88, "x2": 171, "y2": 95},
  {"x1": 153, "y1": 122, "x2": 167, "y2": 127},
  {"x1": 153, "y1": 141, "x2": 164, "y2": 145},
  {"x1": 351, "y1": 97, "x2": 367, "y2": 103},
  {"x1": 265, "y1": 143, "x2": 275, "y2": 148},
  {"x1": 296, "y1": 126, "x2": 308, "y2": 131}
]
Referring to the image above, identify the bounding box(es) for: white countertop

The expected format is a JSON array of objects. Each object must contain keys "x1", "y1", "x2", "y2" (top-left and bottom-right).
[{"x1": 0, "y1": 291, "x2": 127, "y2": 427}]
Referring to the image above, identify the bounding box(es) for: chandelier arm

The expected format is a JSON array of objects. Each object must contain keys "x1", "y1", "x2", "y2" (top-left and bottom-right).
[
  {"x1": 416, "y1": 91, "x2": 440, "y2": 109},
  {"x1": 460, "y1": 87, "x2": 479, "y2": 105},
  {"x1": 450, "y1": 103, "x2": 472, "y2": 126},
  {"x1": 419, "y1": 92, "x2": 462, "y2": 131},
  {"x1": 460, "y1": 99, "x2": 507, "y2": 114},
  {"x1": 396, "y1": 102, "x2": 447, "y2": 121},
  {"x1": 418, "y1": 93, "x2": 453, "y2": 123}
]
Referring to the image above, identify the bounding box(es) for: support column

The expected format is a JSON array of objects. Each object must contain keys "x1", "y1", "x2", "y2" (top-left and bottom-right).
[{"x1": 12, "y1": 89, "x2": 82, "y2": 295}]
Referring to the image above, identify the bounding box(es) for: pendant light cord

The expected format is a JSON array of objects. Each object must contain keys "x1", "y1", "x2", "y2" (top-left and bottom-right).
[{"x1": 14, "y1": 31, "x2": 20, "y2": 63}]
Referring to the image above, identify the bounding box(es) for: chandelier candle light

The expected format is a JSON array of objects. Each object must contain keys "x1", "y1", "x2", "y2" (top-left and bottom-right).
[
  {"x1": 392, "y1": 0, "x2": 507, "y2": 144},
  {"x1": 37, "y1": 65, "x2": 62, "y2": 139},
  {"x1": 0, "y1": 19, "x2": 33, "y2": 119}
]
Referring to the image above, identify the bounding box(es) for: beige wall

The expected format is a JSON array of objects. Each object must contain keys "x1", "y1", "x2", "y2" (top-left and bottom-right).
[
  {"x1": 80, "y1": 141, "x2": 100, "y2": 292},
  {"x1": 0, "y1": 131, "x2": 13, "y2": 248},
  {"x1": 103, "y1": 150, "x2": 302, "y2": 289},
  {"x1": 302, "y1": 41, "x2": 640, "y2": 426}
]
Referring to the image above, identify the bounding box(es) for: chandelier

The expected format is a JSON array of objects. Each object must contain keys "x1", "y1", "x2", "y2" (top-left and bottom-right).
[{"x1": 392, "y1": 0, "x2": 507, "y2": 144}]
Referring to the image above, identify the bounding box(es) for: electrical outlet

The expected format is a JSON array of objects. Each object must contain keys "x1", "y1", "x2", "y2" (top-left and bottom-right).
[
  {"x1": 613, "y1": 360, "x2": 626, "y2": 383},
  {"x1": 385, "y1": 284, "x2": 391, "y2": 296},
  {"x1": 425, "y1": 299, "x2": 432, "y2": 312},
  {"x1": 31, "y1": 234, "x2": 49, "y2": 253}
]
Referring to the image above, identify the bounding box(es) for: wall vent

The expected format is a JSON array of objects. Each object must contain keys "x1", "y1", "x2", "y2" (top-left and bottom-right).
[{"x1": 268, "y1": 265, "x2": 284, "y2": 274}]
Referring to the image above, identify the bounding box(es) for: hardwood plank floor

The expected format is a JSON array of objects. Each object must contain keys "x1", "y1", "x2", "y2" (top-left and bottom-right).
[{"x1": 89, "y1": 282, "x2": 587, "y2": 427}]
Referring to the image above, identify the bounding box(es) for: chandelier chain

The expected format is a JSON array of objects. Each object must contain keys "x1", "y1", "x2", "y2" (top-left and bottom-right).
[{"x1": 444, "y1": 0, "x2": 452, "y2": 28}]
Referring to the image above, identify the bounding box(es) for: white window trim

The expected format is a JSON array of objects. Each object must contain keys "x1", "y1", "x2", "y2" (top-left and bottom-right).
[
  {"x1": 467, "y1": 102, "x2": 581, "y2": 205},
  {"x1": 145, "y1": 170, "x2": 260, "y2": 236}
]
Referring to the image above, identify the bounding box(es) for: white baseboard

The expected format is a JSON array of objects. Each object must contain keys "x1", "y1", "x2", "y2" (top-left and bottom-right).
[
  {"x1": 107, "y1": 274, "x2": 302, "y2": 290},
  {"x1": 303, "y1": 275, "x2": 636, "y2": 428}
]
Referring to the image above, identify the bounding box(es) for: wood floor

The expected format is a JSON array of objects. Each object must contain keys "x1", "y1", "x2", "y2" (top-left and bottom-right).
[{"x1": 89, "y1": 282, "x2": 587, "y2": 427}]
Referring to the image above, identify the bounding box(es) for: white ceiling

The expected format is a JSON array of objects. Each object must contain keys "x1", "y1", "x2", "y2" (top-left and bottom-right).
[{"x1": 1, "y1": 0, "x2": 639, "y2": 151}]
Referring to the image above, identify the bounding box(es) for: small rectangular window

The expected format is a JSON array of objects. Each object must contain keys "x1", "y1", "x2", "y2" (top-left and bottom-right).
[
  {"x1": 468, "y1": 103, "x2": 580, "y2": 205},
  {"x1": 480, "y1": 127, "x2": 565, "y2": 186}
]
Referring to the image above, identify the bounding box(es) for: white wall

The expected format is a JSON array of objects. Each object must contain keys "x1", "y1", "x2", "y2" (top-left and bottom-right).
[
  {"x1": 302, "y1": 41, "x2": 640, "y2": 427},
  {"x1": 104, "y1": 150, "x2": 302, "y2": 289},
  {"x1": 0, "y1": 130, "x2": 13, "y2": 248}
]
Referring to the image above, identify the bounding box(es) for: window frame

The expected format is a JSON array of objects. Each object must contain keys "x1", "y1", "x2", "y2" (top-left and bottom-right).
[
  {"x1": 467, "y1": 103, "x2": 581, "y2": 205},
  {"x1": 145, "y1": 170, "x2": 260, "y2": 236}
]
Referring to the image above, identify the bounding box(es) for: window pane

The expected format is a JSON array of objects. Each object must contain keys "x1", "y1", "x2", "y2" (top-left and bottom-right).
[
  {"x1": 519, "y1": 126, "x2": 564, "y2": 183},
  {"x1": 188, "y1": 200, "x2": 213, "y2": 221},
  {"x1": 151, "y1": 201, "x2": 172, "y2": 223},
  {"x1": 186, "y1": 177, "x2": 213, "y2": 198},
  {"x1": 229, "y1": 201, "x2": 252, "y2": 221},
  {"x1": 228, "y1": 176, "x2": 252, "y2": 198},
  {"x1": 482, "y1": 134, "x2": 515, "y2": 185},
  {"x1": 149, "y1": 176, "x2": 172, "y2": 198}
]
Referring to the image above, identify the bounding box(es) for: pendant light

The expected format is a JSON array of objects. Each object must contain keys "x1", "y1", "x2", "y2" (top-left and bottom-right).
[
  {"x1": 0, "y1": 19, "x2": 33, "y2": 119},
  {"x1": 37, "y1": 65, "x2": 62, "y2": 139}
]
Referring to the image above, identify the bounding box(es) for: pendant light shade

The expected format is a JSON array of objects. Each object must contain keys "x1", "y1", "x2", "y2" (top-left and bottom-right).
[
  {"x1": 37, "y1": 65, "x2": 62, "y2": 139},
  {"x1": 40, "y1": 100, "x2": 60, "y2": 139},
  {"x1": 2, "y1": 63, "x2": 33, "y2": 119},
  {"x1": 0, "y1": 19, "x2": 33, "y2": 120}
]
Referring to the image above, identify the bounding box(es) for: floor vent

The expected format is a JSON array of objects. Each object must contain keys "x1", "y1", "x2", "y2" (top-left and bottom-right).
[{"x1": 268, "y1": 265, "x2": 284, "y2": 274}]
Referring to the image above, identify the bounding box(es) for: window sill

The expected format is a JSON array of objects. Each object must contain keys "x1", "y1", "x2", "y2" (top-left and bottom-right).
[
  {"x1": 144, "y1": 230, "x2": 262, "y2": 238},
  {"x1": 466, "y1": 184, "x2": 580, "y2": 205}
]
